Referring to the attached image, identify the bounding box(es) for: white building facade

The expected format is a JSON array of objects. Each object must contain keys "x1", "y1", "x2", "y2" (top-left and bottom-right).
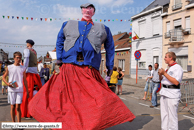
[{"x1": 130, "y1": 5, "x2": 166, "y2": 79}]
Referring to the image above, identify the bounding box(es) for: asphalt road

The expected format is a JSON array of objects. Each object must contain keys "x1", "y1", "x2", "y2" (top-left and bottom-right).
[{"x1": 0, "y1": 84, "x2": 194, "y2": 130}]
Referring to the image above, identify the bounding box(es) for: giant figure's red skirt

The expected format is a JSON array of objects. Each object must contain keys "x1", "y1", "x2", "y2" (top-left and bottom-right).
[{"x1": 29, "y1": 64, "x2": 135, "y2": 130}]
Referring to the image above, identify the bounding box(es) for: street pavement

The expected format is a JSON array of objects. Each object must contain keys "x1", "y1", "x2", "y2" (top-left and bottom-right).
[{"x1": 0, "y1": 77, "x2": 194, "y2": 130}]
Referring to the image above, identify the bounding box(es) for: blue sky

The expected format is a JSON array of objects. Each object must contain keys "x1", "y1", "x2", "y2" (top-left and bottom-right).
[{"x1": 0, "y1": 0, "x2": 153, "y2": 58}]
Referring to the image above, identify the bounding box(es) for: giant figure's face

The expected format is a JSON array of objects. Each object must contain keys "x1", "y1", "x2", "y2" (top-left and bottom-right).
[{"x1": 82, "y1": 6, "x2": 95, "y2": 20}]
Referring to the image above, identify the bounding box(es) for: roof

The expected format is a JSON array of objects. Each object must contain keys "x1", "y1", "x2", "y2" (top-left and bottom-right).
[
  {"x1": 113, "y1": 32, "x2": 128, "y2": 41},
  {"x1": 141, "y1": 0, "x2": 170, "y2": 13},
  {"x1": 114, "y1": 38, "x2": 131, "y2": 49},
  {"x1": 48, "y1": 51, "x2": 56, "y2": 60},
  {"x1": 101, "y1": 32, "x2": 131, "y2": 52}
]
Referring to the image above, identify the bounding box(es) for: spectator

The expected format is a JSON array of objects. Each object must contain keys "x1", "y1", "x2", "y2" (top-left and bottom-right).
[
  {"x1": 117, "y1": 67, "x2": 124, "y2": 95},
  {"x1": 150, "y1": 63, "x2": 160, "y2": 108},
  {"x1": 2, "y1": 51, "x2": 29, "y2": 122},
  {"x1": 141, "y1": 65, "x2": 153, "y2": 100},
  {"x1": 109, "y1": 66, "x2": 119, "y2": 93},
  {"x1": 37, "y1": 59, "x2": 43, "y2": 73},
  {"x1": 104, "y1": 69, "x2": 111, "y2": 84},
  {"x1": 39, "y1": 63, "x2": 50, "y2": 86},
  {"x1": 0, "y1": 71, "x2": 8, "y2": 95}
]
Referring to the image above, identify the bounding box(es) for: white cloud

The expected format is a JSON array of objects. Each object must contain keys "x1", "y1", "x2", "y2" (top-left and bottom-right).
[
  {"x1": 53, "y1": 4, "x2": 82, "y2": 19},
  {"x1": 88, "y1": 0, "x2": 134, "y2": 6}
]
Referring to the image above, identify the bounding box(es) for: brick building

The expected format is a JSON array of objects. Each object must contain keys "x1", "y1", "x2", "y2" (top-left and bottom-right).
[{"x1": 100, "y1": 32, "x2": 131, "y2": 77}]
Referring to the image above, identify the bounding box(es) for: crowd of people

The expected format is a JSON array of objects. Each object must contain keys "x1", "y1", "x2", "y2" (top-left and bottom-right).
[
  {"x1": 104, "y1": 66, "x2": 124, "y2": 94},
  {"x1": 0, "y1": 2, "x2": 184, "y2": 130}
]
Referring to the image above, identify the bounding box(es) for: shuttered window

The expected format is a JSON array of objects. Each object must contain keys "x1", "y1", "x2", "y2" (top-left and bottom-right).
[
  {"x1": 186, "y1": 17, "x2": 190, "y2": 29},
  {"x1": 139, "y1": 21, "x2": 146, "y2": 38},
  {"x1": 167, "y1": 22, "x2": 170, "y2": 32},
  {"x1": 168, "y1": 47, "x2": 188, "y2": 70},
  {"x1": 118, "y1": 59, "x2": 125, "y2": 71},
  {"x1": 138, "y1": 50, "x2": 146, "y2": 69},
  {"x1": 174, "y1": 19, "x2": 181, "y2": 27},
  {"x1": 175, "y1": 0, "x2": 181, "y2": 4},
  {"x1": 152, "y1": 17, "x2": 160, "y2": 35}
]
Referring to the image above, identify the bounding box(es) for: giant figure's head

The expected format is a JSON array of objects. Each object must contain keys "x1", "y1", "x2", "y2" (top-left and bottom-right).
[{"x1": 80, "y1": 3, "x2": 95, "y2": 20}]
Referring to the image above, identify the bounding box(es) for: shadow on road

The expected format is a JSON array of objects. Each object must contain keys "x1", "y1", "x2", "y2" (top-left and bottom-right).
[
  {"x1": 107, "y1": 115, "x2": 153, "y2": 130},
  {"x1": 179, "y1": 119, "x2": 194, "y2": 130},
  {"x1": 121, "y1": 91, "x2": 134, "y2": 95},
  {"x1": 0, "y1": 97, "x2": 9, "y2": 107}
]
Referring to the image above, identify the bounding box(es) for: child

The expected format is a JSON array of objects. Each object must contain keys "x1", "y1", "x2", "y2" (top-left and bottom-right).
[
  {"x1": 109, "y1": 66, "x2": 119, "y2": 93},
  {"x1": 3, "y1": 51, "x2": 29, "y2": 122},
  {"x1": 0, "y1": 71, "x2": 8, "y2": 95}
]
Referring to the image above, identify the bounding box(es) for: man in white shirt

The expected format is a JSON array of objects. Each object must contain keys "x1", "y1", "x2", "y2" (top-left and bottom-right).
[
  {"x1": 141, "y1": 65, "x2": 153, "y2": 100},
  {"x1": 38, "y1": 59, "x2": 43, "y2": 73},
  {"x1": 150, "y1": 63, "x2": 160, "y2": 108},
  {"x1": 158, "y1": 52, "x2": 183, "y2": 130}
]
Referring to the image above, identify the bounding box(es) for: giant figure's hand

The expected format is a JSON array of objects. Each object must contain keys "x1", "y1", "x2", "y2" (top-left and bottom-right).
[
  {"x1": 56, "y1": 60, "x2": 63, "y2": 67},
  {"x1": 107, "y1": 70, "x2": 113, "y2": 76}
]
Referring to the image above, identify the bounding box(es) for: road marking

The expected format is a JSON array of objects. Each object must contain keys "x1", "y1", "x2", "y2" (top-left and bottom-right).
[
  {"x1": 183, "y1": 115, "x2": 194, "y2": 120},
  {"x1": 119, "y1": 97, "x2": 126, "y2": 100},
  {"x1": 136, "y1": 112, "x2": 189, "y2": 117},
  {"x1": 139, "y1": 103, "x2": 160, "y2": 110},
  {"x1": 130, "y1": 96, "x2": 139, "y2": 99},
  {"x1": 139, "y1": 103, "x2": 149, "y2": 107}
]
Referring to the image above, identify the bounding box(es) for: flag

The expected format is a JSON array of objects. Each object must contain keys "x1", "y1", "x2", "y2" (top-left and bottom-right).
[{"x1": 132, "y1": 32, "x2": 139, "y2": 40}]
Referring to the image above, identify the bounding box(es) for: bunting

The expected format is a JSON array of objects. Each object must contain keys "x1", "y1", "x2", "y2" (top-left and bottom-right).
[
  {"x1": 113, "y1": 51, "x2": 129, "y2": 56},
  {"x1": 1, "y1": 15, "x2": 132, "y2": 23}
]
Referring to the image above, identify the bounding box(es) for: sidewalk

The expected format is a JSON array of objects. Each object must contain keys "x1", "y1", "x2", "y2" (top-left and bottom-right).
[{"x1": 122, "y1": 77, "x2": 146, "y2": 88}]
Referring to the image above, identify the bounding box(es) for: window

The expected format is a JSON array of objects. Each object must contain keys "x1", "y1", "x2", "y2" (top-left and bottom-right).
[
  {"x1": 138, "y1": 50, "x2": 146, "y2": 69},
  {"x1": 139, "y1": 21, "x2": 146, "y2": 38},
  {"x1": 139, "y1": 62, "x2": 146, "y2": 68},
  {"x1": 169, "y1": 46, "x2": 188, "y2": 71},
  {"x1": 118, "y1": 59, "x2": 125, "y2": 71},
  {"x1": 175, "y1": 0, "x2": 181, "y2": 5},
  {"x1": 153, "y1": 48, "x2": 159, "y2": 67},
  {"x1": 176, "y1": 56, "x2": 188, "y2": 71},
  {"x1": 174, "y1": 19, "x2": 181, "y2": 27},
  {"x1": 152, "y1": 17, "x2": 160, "y2": 36},
  {"x1": 153, "y1": 56, "x2": 159, "y2": 65},
  {"x1": 167, "y1": 22, "x2": 170, "y2": 32},
  {"x1": 185, "y1": 17, "x2": 190, "y2": 29}
]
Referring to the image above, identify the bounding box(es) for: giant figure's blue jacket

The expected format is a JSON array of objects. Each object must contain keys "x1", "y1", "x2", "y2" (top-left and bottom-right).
[{"x1": 56, "y1": 20, "x2": 115, "y2": 70}]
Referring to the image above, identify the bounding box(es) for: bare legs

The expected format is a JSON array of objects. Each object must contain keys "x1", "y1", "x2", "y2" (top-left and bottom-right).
[
  {"x1": 117, "y1": 85, "x2": 122, "y2": 95},
  {"x1": 10, "y1": 104, "x2": 21, "y2": 122}
]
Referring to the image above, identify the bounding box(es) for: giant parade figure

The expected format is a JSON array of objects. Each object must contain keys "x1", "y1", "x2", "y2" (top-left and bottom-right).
[
  {"x1": 29, "y1": 3, "x2": 135, "y2": 129},
  {"x1": 21, "y1": 39, "x2": 42, "y2": 118}
]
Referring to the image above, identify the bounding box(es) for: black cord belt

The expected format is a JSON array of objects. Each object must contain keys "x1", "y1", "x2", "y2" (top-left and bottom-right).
[{"x1": 163, "y1": 84, "x2": 180, "y2": 89}]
